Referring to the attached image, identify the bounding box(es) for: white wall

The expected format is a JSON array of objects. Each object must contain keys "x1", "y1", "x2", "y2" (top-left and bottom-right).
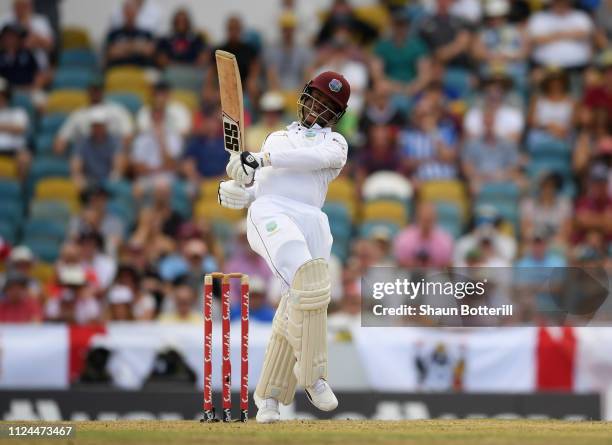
[{"x1": 52, "y1": 0, "x2": 374, "y2": 48}]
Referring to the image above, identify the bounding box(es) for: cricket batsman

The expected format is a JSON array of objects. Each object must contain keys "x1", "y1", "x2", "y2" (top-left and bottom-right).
[{"x1": 218, "y1": 71, "x2": 350, "y2": 423}]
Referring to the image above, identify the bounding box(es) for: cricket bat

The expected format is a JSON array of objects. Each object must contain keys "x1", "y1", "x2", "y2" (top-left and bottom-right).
[{"x1": 215, "y1": 50, "x2": 245, "y2": 154}]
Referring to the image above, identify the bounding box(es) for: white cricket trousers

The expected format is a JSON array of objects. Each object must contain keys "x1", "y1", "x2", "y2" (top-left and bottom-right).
[{"x1": 247, "y1": 194, "x2": 333, "y2": 289}]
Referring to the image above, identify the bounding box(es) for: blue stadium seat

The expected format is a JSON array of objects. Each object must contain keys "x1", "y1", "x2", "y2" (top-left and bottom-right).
[
  {"x1": 11, "y1": 91, "x2": 35, "y2": 124},
  {"x1": 106, "y1": 199, "x2": 134, "y2": 231},
  {"x1": 435, "y1": 201, "x2": 463, "y2": 239},
  {"x1": 0, "y1": 201, "x2": 24, "y2": 225},
  {"x1": 30, "y1": 200, "x2": 72, "y2": 222},
  {"x1": 39, "y1": 113, "x2": 68, "y2": 135},
  {"x1": 358, "y1": 221, "x2": 400, "y2": 240},
  {"x1": 58, "y1": 49, "x2": 98, "y2": 69},
  {"x1": 52, "y1": 69, "x2": 97, "y2": 90},
  {"x1": 163, "y1": 65, "x2": 203, "y2": 92},
  {"x1": 443, "y1": 68, "x2": 473, "y2": 98},
  {"x1": 477, "y1": 181, "x2": 520, "y2": 203},
  {"x1": 0, "y1": 220, "x2": 18, "y2": 245},
  {"x1": 23, "y1": 219, "x2": 66, "y2": 243},
  {"x1": 0, "y1": 179, "x2": 21, "y2": 201},
  {"x1": 26, "y1": 239, "x2": 62, "y2": 263},
  {"x1": 105, "y1": 92, "x2": 143, "y2": 115},
  {"x1": 35, "y1": 133, "x2": 56, "y2": 156},
  {"x1": 27, "y1": 157, "x2": 71, "y2": 196},
  {"x1": 172, "y1": 180, "x2": 192, "y2": 219}
]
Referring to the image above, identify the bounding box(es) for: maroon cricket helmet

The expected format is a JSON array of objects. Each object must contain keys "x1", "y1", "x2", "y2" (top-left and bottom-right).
[{"x1": 297, "y1": 71, "x2": 351, "y2": 128}]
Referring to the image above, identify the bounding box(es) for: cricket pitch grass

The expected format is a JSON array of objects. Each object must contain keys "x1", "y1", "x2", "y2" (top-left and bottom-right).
[{"x1": 2, "y1": 420, "x2": 612, "y2": 445}]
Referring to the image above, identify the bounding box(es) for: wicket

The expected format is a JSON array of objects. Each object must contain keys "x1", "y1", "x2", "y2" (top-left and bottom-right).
[{"x1": 202, "y1": 272, "x2": 249, "y2": 423}]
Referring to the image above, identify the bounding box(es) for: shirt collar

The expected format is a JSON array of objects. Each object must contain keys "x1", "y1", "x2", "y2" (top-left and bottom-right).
[{"x1": 287, "y1": 121, "x2": 331, "y2": 133}]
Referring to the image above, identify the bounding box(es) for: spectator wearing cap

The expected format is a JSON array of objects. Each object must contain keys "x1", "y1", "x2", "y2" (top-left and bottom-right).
[
  {"x1": 156, "y1": 8, "x2": 208, "y2": 68},
  {"x1": 264, "y1": 11, "x2": 313, "y2": 92},
  {"x1": 45, "y1": 263, "x2": 102, "y2": 324},
  {"x1": 464, "y1": 67, "x2": 524, "y2": 143},
  {"x1": 527, "y1": 0, "x2": 594, "y2": 70},
  {"x1": 182, "y1": 103, "x2": 228, "y2": 183},
  {"x1": 230, "y1": 276, "x2": 273, "y2": 322},
  {"x1": 453, "y1": 206, "x2": 517, "y2": 267},
  {"x1": 462, "y1": 110, "x2": 522, "y2": 195},
  {"x1": 573, "y1": 163, "x2": 612, "y2": 243},
  {"x1": 246, "y1": 91, "x2": 286, "y2": 152},
  {"x1": 398, "y1": 97, "x2": 459, "y2": 184},
  {"x1": 472, "y1": 0, "x2": 528, "y2": 87},
  {"x1": 158, "y1": 282, "x2": 201, "y2": 323},
  {"x1": 0, "y1": 0, "x2": 54, "y2": 69},
  {"x1": 520, "y1": 172, "x2": 572, "y2": 245},
  {"x1": 71, "y1": 108, "x2": 125, "y2": 192},
  {"x1": 527, "y1": 68, "x2": 576, "y2": 146},
  {"x1": 394, "y1": 202, "x2": 454, "y2": 268},
  {"x1": 54, "y1": 81, "x2": 134, "y2": 156},
  {"x1": 417, "y1": 0, "x2": 472, "y2": 69},
  {"x1": 0, "y1": 76, "x2": 30, "y2": 179},
  {"x1": 136, "y1": 81, "x2": 191, "y2": 137},
  {"x1": 78, "y1": 230, "x2": 116, "y2": 291},
  {"x1": 516, "y1": 229, "x2": 566, "y2": 268},
  {"x1": 0, "y1": 272, "x2": 41, "y2": 322},
  {"x1": 6, "y1": 245, "x2": 41, "y2": 299},
  {"x1": 106, "y1": 284, "x2": 134, "y2": 321},
  {"x1": 0, "y1": 23, "x2": 42, "y2": 89},
  {"x1": 371, "y1": 9, "x2": 431, "y2": 96},
  {"x1": 105, "y1": 0, "x2": 156, "y2": 68}
]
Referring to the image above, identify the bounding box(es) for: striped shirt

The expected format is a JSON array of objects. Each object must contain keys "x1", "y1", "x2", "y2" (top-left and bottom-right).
[{"x1": 399, "y1": 123, "x2": 458, "y2": 181}]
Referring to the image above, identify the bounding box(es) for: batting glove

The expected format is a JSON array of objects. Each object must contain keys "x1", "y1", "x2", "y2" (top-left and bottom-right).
[
  {"x1": 226, "y1": 151, "x2": 270, "y2": 186},
  {"x1": 218, "y1": 180, "x2": 253, "y2": 210}
]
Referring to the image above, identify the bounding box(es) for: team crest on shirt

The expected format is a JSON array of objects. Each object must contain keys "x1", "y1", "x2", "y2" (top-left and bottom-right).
[
  {"x1": 329, "y1": 79, "x2": 342, "y2": 92},
  {"x1": 266, "y1": 221, "x2": 279, "y2": 235}
]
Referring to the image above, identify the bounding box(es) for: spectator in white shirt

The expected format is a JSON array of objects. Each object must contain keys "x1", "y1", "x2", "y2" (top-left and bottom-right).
[
  {"x1": 464, "y1": 67, "x2": 524, "y2": 143},
  {"x1": 0, "y1": 77, "x2": 29, "y2": 178},
  {"x1": 527, "y1": 0, "x2": 594, "y2": 69},
  {"x1": 136, "y1": 81, "x2": 191, "y2": 138},
  {"x1": 0, "y1": 0, "x2": 54, "y2": 69},
  {"x1": 54, "y1": 81, "x2": 134, "y2": 155},
  {"x1": 131, "y1": 107, "x2": 183, "y2": 195}
]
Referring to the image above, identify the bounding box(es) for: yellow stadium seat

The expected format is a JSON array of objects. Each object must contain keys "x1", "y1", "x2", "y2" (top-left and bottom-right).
[
  {"x1": 171, "y1": 89, "x2": 198, "y2": 112},
  {"x1": 199, "y1": 177, "x2": 224, "y2": 201},
  {"x1": 354, "y1": 4, "x2": 390, "y2": 34},
  {"x1": 61, "y1": 27, "x2": 91, "y2": 49},
  {"x1": 46, "y1": 90, "x2": 88, "y2": 113},
  {"x1": 31, "y1": 262, "x2": 55, "y2": 285},
  {"x1": 105, "y1": 66, "x2": 150, "y2": 91},
  {"x1": 362, "y1": 200, "x2": 408, "y2": 227},
  {"x1": 327, "y1": 176, "x2": 357, "y2": 220},
  {"x1": 0, "y1": 157, "x2": 18, "y2": 178},
  {"x1": 419, "y1": 180, "x2": 469, "y2": 222},
  {"x1": 195, "y1": 200, "x2": 245, "y2": 223},
  {"x1": 280, "y1": 90, "x2": 299, "y2": 115},
  {"x1": 34, "y1": 179, "x2": 80, "y2": 213}
]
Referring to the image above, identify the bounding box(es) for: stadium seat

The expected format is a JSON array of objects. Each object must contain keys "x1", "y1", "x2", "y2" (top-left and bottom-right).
[
  {"x1": 358, "y1": 221, "x2": 400, "y2": 240},
  {"x1": 46, "y1": 90, "x2": 88, "y2": 113},
  {"x1": 31, "y1": 262, "x2": 55, "y2": 283},
  {"x1": 105, "y1": 66, "x2": 150, "y2": 91},
  {"x1": 30, "y1": 200, "x2": 72, "y2": 222},
  {"x1": 27, "y1": 159, "x2": 71, "y2": 199},
  {"x1": 11, "y1": 91, "x2": 35, "y2": 122},
  {"x1": 443, "y1": 68, "x2": 473, "y2": 98},
  {"x1": 435, "y1": 201, "x2": 463, "y2": 239},
  {"x1": 39, "y1": 113, "x2": 68, "y2": 135},
  {"x1": 362, "y1": 200, "x2": 408, "y2": 227},
  {"x1": 171, "y1": 89, "x2": 198, "y2": 112},
  {"x1": 420, "y1": 180, "x2": 469, "y2": 222},
  {"x1": 0, "y1": 179, "x2": 21, "y2": 200},
  {"x1": 34, "y1": 178, "x2": 80, "y2": 213},
  {"x1": 58, "y1": 49, "x2": 97, "y2": 69},
  {"x1": 172, "y1": 180, "x2": 192, "y2": 219},
  {"x1": 23, "y1": 219, "x2": 66, "y2": 243},
  {"x1": 362, "y1": 171, "x2": 413, "y2": 202},
  {"x1": 25, "y1": 239, "x2": 62, "y2": 263},
  {"x1": 326, "y1": 176, "x2": 357, "y2": 220},
  {"x1": 105, "y1": 179, "x2": 134, "y2": 204},
  {"x1": 477, "y1": 181, "x2": 520, "y2": 203},
  {"x1": 35, "y1": 133, "x2": 56, "y2": 156},
  {"x1": 0, "y1": 201, "x2": 24, "y2": 225},
  {"x1": 199, "y1": 177, "x2": 224, "y2": 201},
  {"x1": 105, "y1": 92, "x2": 143, "y2": 115},
  {"x1": 61, "y1": 27, "x2": 91, "y2": 49},
  {"x1": 0, "y1": 157, "x2": 18, "y2": 179},
  {"x1": 322, "y1": 202, "x2": 353, "y2": 247},
  {"x1": 106, "y1": 199, "x2": 134, "y2": 232},
  {"x1": 52, "y1": 69, "x2": 97, "y2": 90},
  {"x1": 163, "y1": 65, "x2": 203, "y2": 92},
  {"x1": 0, "y1": 220, "x2": 18, "y2": 245}
]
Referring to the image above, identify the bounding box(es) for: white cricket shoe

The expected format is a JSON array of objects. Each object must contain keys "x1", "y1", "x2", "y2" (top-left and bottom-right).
[
  {"x1": 254, "y1": 393, "x2": 280, "y2": 424},
  {"x1": 305, "y1": 378, "x2": 338, "y2": 412}
]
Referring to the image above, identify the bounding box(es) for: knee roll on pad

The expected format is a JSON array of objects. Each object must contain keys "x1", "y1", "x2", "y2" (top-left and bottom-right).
[
  {"x1": 255, "y1": 294, "x2": 297, "y2": 405},
  {"x1": 286, "y1": 258, "x2": 331, "y2": 387}
]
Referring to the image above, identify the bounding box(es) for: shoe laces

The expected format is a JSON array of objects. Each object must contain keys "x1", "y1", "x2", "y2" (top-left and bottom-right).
[{"x1": 310, "y1": 378, "x2": 327, "y2": 395}]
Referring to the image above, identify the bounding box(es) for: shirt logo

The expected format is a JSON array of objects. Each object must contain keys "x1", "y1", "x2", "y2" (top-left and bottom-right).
[
  {"x1": 266, "y1": 221, "x2": 278, "y2": 233},
  {"x1": 329, "y1": 79, "x2": 342, "y2": 92}
]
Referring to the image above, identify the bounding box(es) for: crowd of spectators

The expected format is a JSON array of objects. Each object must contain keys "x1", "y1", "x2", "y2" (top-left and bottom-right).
[{"x1": 0, "y1": 0, "x2": 611, "y2": 327}]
